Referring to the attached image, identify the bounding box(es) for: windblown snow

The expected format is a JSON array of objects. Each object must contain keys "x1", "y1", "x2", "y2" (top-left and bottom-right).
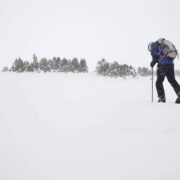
[{"x1": 0, "y1": 72, "x2": 180, "y2": 180}]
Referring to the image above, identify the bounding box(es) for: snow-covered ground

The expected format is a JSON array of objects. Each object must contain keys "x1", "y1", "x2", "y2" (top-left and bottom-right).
[{"x1": 0, "y1": 72, "x2": 180, "y2": 180}]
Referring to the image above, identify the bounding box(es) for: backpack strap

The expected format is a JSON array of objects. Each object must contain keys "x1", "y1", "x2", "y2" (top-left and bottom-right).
[{"x1": 177, "y1": 51, "x2": 179, "y2": 59}]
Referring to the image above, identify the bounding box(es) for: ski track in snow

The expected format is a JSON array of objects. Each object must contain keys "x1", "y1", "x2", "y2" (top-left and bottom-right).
[{"x1": 0, "y1": 72, "x2": 180, "y2": 180}]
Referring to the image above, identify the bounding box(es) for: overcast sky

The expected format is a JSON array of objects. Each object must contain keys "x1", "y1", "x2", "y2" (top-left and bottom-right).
[{"x1": 0, "y1": 0, "x2": 180, "y2": 70}]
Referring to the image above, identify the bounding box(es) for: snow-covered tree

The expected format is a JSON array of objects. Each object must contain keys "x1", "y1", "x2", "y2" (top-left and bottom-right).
[
  {"x1": 80, "y1": 59, "x2": 88, "y2": 72},
  {"x1": 96, "y1": 59, "x2": 110, "y2": 76},
  {"x1": 12, "y1": 58, "x2": 25, "y2": 72},
  {"x1": 33, "y1": 54, "x2": 38, "y2": 71},
  {"x1": 71, "y1": 58, "x2": 80, "y2": 72},
  {"x1": 39, "y1": 58, "x2": 50, "y2": 72}
]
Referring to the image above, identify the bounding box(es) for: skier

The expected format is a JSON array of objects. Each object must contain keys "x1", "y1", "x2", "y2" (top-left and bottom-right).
[{"x1": 148, "y1": 38, "x2": 180, "y2": 103}]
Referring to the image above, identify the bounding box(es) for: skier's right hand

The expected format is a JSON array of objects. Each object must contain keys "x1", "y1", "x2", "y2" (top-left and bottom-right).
[{"x1": 150, "y1": 60, "x2": 156, "y2": 68}]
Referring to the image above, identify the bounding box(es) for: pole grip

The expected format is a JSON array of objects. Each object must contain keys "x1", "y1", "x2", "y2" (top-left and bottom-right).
[{"x1": 151, "y1": 67, "x2": 153, "y2": 102}]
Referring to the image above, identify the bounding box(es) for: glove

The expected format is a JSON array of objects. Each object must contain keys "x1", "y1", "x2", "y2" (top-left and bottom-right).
[{"x1": 150, "y1": 60, "x2": 156, "y2": 68}]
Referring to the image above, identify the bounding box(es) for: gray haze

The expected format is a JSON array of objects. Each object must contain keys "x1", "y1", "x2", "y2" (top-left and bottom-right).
[{"x1": 0, "y1": 0, "x2": 180, "y2": 70}]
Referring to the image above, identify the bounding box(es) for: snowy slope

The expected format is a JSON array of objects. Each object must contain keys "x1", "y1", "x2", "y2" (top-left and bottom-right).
[{"x1": 0, "y1": 72, "x2": 180, "y2": 180}]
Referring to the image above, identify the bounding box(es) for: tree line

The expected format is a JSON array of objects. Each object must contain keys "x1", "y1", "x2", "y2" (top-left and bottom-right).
[
  {"x1": 4, "y1": 55, "x2": 177, "y2": 77},
  {"x1": 96, "y1": 59, "x2": 151, "y2": 77},
  {"x1": 2, "y1": 54, "x2": 88, "y2": 73}
]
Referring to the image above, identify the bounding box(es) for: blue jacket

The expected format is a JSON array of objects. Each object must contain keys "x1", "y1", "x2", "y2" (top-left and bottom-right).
[{"x1": 150, "y1": 43, "x2": 173, "y2": 66}]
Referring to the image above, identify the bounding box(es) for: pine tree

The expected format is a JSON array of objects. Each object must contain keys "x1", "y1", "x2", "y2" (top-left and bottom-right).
[
  {"x1": 12, "y1": 58, "x2": 25, "y2": 72},
  {"x1": 33, "y1": 54, "x2": 39, "y2": 72},
  {"x1": 61, "y1": 58, "x2": 69, "y2": 72},
  {"x1": 27, "y1": 63, "x2": 34, "y2": 72},
  {"x1": 96, "y1": 59, "x2": 110, "y2": 76},
  {"x1": 109, "y1": 62, "x2": 120, "y2": 77},
  {"x1": 52, "y1": 57, "x2": 59, "y2": 71},
  {"x1": 71, "y1": 58, "x2": 80, "y2": 72},
  {"x1": 39, "y1": 58, "x2": 50, "y2": 72},
  {"x1": 80, "y1": 59, "x2": 88, "y2": 72},
  {"x1": 23, "y1": 61, "x2": 30, "y2": 72}
]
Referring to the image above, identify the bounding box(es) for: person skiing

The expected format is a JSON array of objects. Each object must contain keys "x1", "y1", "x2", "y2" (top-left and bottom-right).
[{"x1": 148, "y1": 38, "x2": 180, "y2": 103}]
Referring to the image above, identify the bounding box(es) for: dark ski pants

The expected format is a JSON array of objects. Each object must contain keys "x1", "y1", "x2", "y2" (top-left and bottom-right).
[{"x1": 156, "y1": 64, "x2": 180, "y2": 98}]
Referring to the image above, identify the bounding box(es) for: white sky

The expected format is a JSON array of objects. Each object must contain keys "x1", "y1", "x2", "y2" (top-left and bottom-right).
[{"x1": 0, "y1": 0, "x2": 180, "y2": 71}]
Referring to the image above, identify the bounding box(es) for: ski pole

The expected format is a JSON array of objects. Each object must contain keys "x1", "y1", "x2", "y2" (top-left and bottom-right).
[{"x1": 151, "y1": 67, "x2": 153, "y2": 102}]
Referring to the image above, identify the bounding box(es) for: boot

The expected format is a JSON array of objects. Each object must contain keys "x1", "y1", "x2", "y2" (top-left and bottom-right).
[
  {"x1": 175, "y1": 92, "x2": 180, "y2": 104},
  {"x1": 158, "y1": 96, "x2": 166, "y2": 103}
]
